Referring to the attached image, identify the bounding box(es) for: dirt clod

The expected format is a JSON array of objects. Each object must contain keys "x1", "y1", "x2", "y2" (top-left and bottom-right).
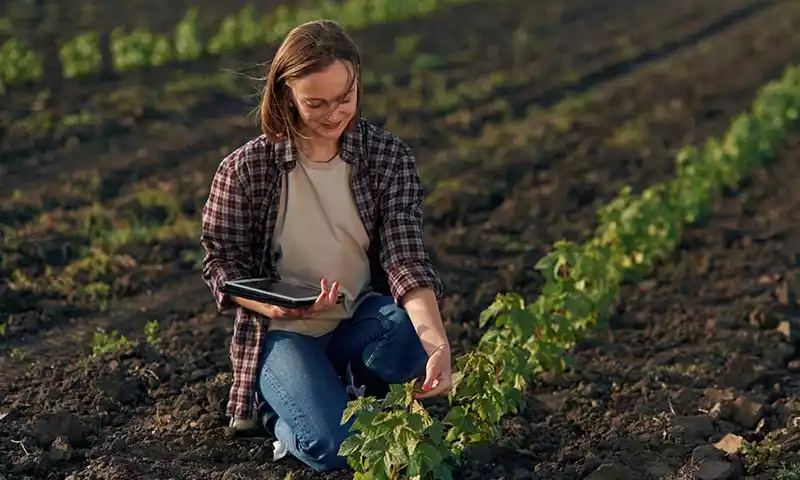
[
  {"x1": 714, "y1": 434, "x2": 744, "y2": 455},
  {"x1": 646, "y1": 462, "x2": 673, "y2": 478},
  {"x1": 693, "y1": 444, "x2": 725, "y2": 463},
  {"x1": 731, "y1": 396, "x2": 765, "y2": 429},
  {"x1": 33, "y1": 410, "x2": 90, "y2": 447},
  {"x1": 695, "y1": 460, "x2": 737, "y2": 480},
  {"x1": 671, "y1": 416, "x2": 715, "y2": 442}
]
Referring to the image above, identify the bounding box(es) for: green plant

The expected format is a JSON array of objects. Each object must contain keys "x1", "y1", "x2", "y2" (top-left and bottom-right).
[
  {"x1": 60, "y1": 31, "x2": 102, "y2": 78},
  {"x1": 777, "y1": 463, "x2": 800, "y2": 480},
  {"x1": 9, "y1": 348, "x2": 28, "y2": 362},
  {"x1": 741, "y1": 436, "x2": 784, "y2": 473},
  {"x1": 1, "y1": 0, "x2": 512, "y2": 88},
  {"x1": 90, "y1": 327, "x2": 134, "y2": 358},
  {"x1": 144, "y1": 320, "x2": 160, "y2": 346},
  {"x1": 110, "y1": 27, "x2": 172, "y2": 71},
  {"x1": 340, "y1": 382, "x2": 455, "y2": 480},
  {"x1": 174, "y1": 8, "x2": 203, "y2": 60},
  {"x1": 0, "y1": 38, "x2": 43, "y2": 93},
  {"x1": 208, "y1": 5, "x2": 261, "y2": 54}
]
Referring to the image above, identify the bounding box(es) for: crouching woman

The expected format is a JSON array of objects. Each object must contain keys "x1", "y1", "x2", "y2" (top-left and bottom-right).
[{"x1": 200, "y1": 19, "x2": 452, "y2": 472}]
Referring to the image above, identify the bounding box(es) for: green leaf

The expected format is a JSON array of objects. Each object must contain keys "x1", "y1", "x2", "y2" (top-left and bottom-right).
[
  {"x1": 383, "y1": 382, "x2": 415, "y2": 408},
  {"x1": 419, "y1": 443, "x2": 444, "y2": 470},
  {"x1": 397, "y1": 426, "x2": 419, "y2": 457},
  {"x1": 425, "y1": 420, "x2": 446, "y2": 444},
  {"x1": 339, "y1": 434, "x2": 362, "y2": 456},
  {"x1": 433, "y1": 463, "x2": 454, "y2": 480}
]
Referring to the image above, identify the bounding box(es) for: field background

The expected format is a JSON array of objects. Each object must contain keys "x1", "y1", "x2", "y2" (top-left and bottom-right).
[{"x1": 2, "y1": 0, "x2": 800, "y2": 479}]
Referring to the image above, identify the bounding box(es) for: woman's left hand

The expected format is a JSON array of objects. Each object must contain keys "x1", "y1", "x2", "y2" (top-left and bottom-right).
[{"x1": 415, "y1": 344, "x2": 452, "y2": 399}]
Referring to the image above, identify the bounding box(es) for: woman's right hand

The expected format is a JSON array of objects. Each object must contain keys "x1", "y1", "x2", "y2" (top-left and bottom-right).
[{"x1": 256, "y1": 278, "x2": 341, "y2": 320}]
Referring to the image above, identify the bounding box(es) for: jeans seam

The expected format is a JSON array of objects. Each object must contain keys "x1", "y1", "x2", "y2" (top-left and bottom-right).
[
  {"x1": 363, "y1": 315, "x2": 392, "y2": 367},
  {"x1": 261, "y1": 361, "x2": 311, "y2": 447}
]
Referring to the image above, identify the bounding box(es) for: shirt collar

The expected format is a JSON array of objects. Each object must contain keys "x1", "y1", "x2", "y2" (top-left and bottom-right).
[{"x1": 272, "y1": 117, "x2": 365, "y2": 171}]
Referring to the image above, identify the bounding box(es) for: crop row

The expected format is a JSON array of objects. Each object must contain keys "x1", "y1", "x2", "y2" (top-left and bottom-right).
[
  {"x1": 337, "y1": 64, "x2": 800, "y2": 479},
  {"x1": 0, "y1": 0, "x2": 485, "y2": 95}
]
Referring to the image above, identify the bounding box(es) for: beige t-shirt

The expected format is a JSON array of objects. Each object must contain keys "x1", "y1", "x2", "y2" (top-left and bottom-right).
[{"x1": 267, "y1": 153, "x2": 374, "y2": 336}]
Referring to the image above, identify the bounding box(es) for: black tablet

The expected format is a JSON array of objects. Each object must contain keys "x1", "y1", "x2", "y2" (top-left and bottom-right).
[{"x1": 222, "y1": 277, "x2": 344, "y2": 309}]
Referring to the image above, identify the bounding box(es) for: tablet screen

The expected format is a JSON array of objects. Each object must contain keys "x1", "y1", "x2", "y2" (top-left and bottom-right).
[{"x1": 235, "y1": 278, "x2": 321, "y2": 300}]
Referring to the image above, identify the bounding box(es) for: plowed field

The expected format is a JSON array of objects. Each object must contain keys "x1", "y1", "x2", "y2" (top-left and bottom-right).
[{"x1": 2, "y1": 0, "x2": 800, "y2": 478}]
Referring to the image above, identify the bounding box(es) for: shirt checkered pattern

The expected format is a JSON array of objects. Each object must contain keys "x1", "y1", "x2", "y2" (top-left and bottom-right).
[{"x1": 200, "y1": 117, "x2": 444, "y2": 420}]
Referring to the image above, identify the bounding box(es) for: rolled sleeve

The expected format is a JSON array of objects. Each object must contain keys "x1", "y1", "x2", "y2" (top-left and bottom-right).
[
  {"x1": 378, "y1": 143, "x2": 444, "y2": 303},
  {"x1": 201, "y1": 154, "x2": 254, "y2": 312}
]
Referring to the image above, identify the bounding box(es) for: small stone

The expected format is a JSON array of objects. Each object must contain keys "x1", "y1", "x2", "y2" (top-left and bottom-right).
[
  {"x1": 732, "y1": 396, "x2": 764, "y2": 429},
  {"x1": 696, "y1": 460, "x2": 736, "y2": 480},
  {"x1": 714, "y1": 434, "x2": 744, "y2": 455},
  {"x1": 586, "y1": 462, "x2": 632, "y2": 480},
  {"x1": 693, "y1": 444, "x2": 725, "y2": 463}
]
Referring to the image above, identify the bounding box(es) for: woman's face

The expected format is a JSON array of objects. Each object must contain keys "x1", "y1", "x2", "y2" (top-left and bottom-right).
[{"x1": 288, "y1": 60, "x2": 358, "y2": 141}]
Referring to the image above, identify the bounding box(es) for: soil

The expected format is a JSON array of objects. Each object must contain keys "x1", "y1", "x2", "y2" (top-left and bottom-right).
[{"x1": 2, "y1": 0, "x2": 800, "y2": 478}]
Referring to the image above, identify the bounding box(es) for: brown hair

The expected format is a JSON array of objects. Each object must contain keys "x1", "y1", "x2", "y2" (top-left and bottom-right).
[{"x1": 260, "y1": 19, "x2": 362, "y2": 143}]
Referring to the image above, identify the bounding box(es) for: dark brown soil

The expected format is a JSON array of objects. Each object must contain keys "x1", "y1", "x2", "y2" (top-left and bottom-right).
[{"x1": 2, "y1": 0, "x2": 800, "y2": 479}]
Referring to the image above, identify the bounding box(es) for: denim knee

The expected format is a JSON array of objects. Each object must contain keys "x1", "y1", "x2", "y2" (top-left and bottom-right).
[
  {"x1": 367, "y1": 300, "x2": 428, "y2": 382},
  {"x1": 298, "y1": 432, "x2": 350, "y2": 472}
]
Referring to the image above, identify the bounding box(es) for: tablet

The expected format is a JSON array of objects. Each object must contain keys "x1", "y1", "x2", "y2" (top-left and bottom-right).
[{"x1": 222, "y1": 277, "x2": 344, "y2": 309}]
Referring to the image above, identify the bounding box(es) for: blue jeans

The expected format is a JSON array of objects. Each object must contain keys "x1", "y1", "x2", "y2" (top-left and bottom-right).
[{"x1": 256, "y1": 295, "x2": 429, "y2": 472}]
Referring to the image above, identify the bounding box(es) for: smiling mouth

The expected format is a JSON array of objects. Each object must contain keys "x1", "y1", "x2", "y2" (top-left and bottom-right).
[{"x1": 322, "y1": 120, "x2": 343, "y2": 130}]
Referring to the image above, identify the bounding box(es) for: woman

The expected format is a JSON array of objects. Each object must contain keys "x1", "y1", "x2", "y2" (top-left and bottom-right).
[{"x1": 200, "y1": 19, "x2": 452, "y2": 472}]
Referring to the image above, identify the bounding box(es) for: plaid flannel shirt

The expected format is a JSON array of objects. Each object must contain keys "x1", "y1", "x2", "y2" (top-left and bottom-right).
[{"x1": 200, "y1": 117, "x2": 444, "y2": 420}]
